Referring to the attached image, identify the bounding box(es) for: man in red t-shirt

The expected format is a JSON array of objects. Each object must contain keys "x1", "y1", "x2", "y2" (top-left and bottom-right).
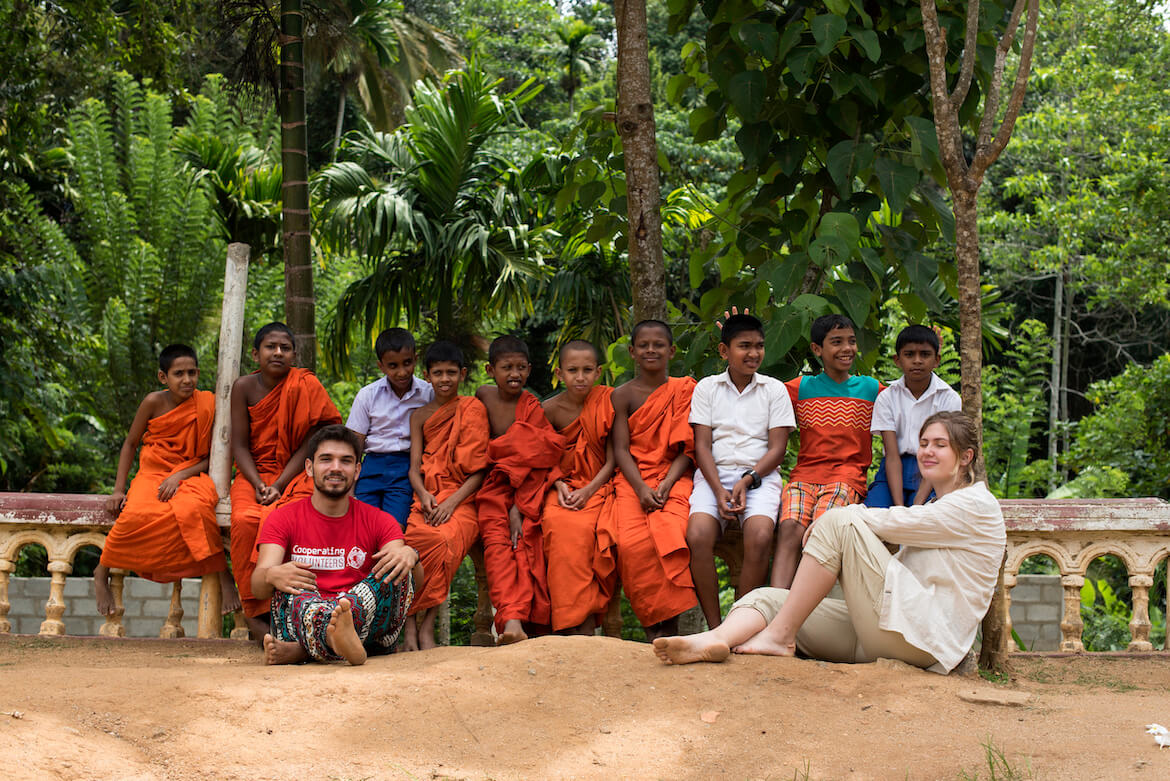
[{"x1": 253, "y1": 425, "x2": 421, "y2": 665}]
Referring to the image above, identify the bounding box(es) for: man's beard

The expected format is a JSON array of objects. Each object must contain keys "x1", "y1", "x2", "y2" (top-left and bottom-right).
[{"x1": 314, "y1": 472, "x2": 352, "y2": 498}]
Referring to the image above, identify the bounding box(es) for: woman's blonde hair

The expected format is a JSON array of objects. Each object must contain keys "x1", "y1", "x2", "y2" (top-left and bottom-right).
[{"x1": 919, "y1": 410, "x2": 979, "y2": 486}]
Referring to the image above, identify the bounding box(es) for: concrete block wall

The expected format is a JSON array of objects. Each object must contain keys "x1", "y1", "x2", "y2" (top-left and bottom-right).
[
  {"x1": 1009, "y1": 574, "x2": 1063, "y2": 651},
  {"x1": 6, "y1": 576, "x2": 205, "y2": 637}
]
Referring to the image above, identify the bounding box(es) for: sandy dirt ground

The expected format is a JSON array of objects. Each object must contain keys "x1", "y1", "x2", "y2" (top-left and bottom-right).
[{"x1": 1, "y1": 634, "x2": 1168, "y2": 780}]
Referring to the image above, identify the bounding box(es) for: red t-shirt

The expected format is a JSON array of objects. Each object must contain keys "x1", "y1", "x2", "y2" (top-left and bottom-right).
[{"x1": 257, "y1": 497, "x2": 404, "y2": 597}]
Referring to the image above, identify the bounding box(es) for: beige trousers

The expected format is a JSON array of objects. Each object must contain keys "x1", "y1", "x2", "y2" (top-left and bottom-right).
[{"x1": 731, "y1": 507, "x2": 937, "y2": 668}]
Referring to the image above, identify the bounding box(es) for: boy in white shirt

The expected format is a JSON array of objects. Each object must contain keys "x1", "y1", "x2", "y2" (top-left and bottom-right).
[
  {"x1": 867, "y1": 325, "x2": 962, "y2": 507},
  {"x1": 687, "y1": 314, "x2": 795, "y2": 629},
  {"x1": 347, "y1": 328, "x2": 434, "y2": 528}
]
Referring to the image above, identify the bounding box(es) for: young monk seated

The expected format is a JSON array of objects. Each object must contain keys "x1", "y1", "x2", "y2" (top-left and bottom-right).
[
  {"x1": 475, "y1": 335, "x2": 565, "y2": 644},
  {"x1": 653, "y1": 412, "x2": 1005, "y2": 675},
  {"x1": 604, "y1": 320, "x2": 698, "y2": 642},
  {"x1": 230, "y1": 323, "x2": 342, "y2": 638},
  {"x1": 96, "y1": 344, "x2": 241, "y2": 616},
  {"x1": 541, "y1": 340, "x2": 617, "y2": 635},
  {"x1": 403, "y1": 341, "x2": 490, "y2": 650},
  {"x1": 253, "y1": 425, "x2": 421, "y2": 665}
]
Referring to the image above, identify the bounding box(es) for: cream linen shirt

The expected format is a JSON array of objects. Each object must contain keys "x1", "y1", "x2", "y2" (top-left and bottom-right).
[{"x1": 855, "y1": 481, "x2": 1005, "y2": 673}]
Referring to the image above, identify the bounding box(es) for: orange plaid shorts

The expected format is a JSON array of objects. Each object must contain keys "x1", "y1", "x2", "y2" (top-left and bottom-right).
[{"x1": 779, "y1": 481, "x2": 864, "y2": 527}]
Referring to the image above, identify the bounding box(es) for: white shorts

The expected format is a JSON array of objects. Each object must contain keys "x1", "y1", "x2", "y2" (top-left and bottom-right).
[{"x1": 689, "y1": 465, "x2": 782, "y2": 529}]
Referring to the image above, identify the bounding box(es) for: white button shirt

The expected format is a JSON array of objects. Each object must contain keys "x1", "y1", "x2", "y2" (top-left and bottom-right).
[
  {"x1": 871, "y1": 373, "x2": 962, "y2": 455},
  {"x1": 689, "y1": 371, "x2": 796, "y2": 470},
  {"x1": 345, "y1": 375, "x2": 433, "y2": 454},
  {"x1": 857, "y1": 481, "x2": 1006, "y2": 674}
]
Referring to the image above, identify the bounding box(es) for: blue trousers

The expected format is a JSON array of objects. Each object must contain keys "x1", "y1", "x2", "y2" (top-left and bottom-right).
[
  {"x1": 354, "y1": 451, "x2": 412, "y2": 530},
  {"x1": 866, "y1": 453, "x2": 923, "y2": 508}
]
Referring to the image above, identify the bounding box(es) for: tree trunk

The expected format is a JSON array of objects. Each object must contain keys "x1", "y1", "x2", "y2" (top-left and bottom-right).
[
  {"x1": 280, "y1": 0, "x2": 316, "y2": 370},
  {"x1": 1047, "y1": 266, "x2": 1063, "y2": 491},
  {"x1": 614, "y1": 0, "x2": 666, "y2": 324},
  {"x1": 332, "y1": 79, "x2": 347, "y2": 162},
  {"x1": 952, "y1": 187, "x2": 984, "y2": 451}
]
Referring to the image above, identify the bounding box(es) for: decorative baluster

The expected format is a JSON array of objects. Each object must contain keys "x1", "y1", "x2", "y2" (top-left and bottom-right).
[
  {"x1": 0, "y1": 557, "x2": 13, "y2": 634},
  {"x1": 197, "y1": 573, "x2": 222, "y2": 639},
  {"x1": 159, "y1": 581, "x2": 185, "y2": 638},
  {"x1": 39, "y1": 559, "x2": 71, "y2": 636},
  {"x1": 1127, "y1": 573, "x2": 1154, "y2": 651},
  {"x1": 99, "y1": 568, "x2": 127, "y2": 637},
  {"x1": 230, "y1": 610, "x2": 250, "y2": 640},
  {"x1": 1002, "y1": 571, "x2": 1017, "y2": 643},
  {"x1": 1059, "y1": 573, "x2": 1084, "y2": 652}
]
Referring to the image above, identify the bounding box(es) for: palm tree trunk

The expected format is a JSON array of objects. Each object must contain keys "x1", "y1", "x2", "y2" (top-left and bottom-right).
[
  {"x1": 332, "y1": 79, "x2": 348, "y2": 162},
  {"x1": 614, "y1": 0, "x2": 666, "y2": 323},
  {"x1": 281, "y1": 0, "x2": 316, "y2": 369}
]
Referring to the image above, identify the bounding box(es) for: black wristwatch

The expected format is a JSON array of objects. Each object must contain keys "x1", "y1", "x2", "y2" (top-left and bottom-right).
[{"x1": 742, "y1": 469, "x2": 762, "y2": 490}]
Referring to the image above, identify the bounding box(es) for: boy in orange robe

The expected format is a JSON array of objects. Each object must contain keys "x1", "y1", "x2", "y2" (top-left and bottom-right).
[
  {"x1": 604, "y1": 320, "x2": 698, "y2": 642},
  {"x1": 475, "y1": 336, "x2": 565, "y2": 644},
  {"x1": 403, "y1": 341, "x2": 490, "y2": 650},
  {"x1": 96, "y1": 344, "x2": 240, "y2": 617},
  {"x1": 230, "y1": 323, "x2": 342, "y2": 637},
  {"x1": 541, "y1": 340, "x2": 616, "y2": 635}
]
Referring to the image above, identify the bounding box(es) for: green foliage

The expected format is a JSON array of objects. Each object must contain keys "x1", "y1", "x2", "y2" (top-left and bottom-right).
[
  {"x1": 981, "y1": 320, "x2": 1052, "y2": 499},
  {"x1": 958, "y1": 738, "x2": 1034, "y2": 781},
  {"x1": 1065, "y1": 355, "x2": 1170, "y2": 499},
  {"x1": 65, "y1": 73, "x2": 227, "y2": 429},
  {"x1": 316, "y1": 67, "x2": 549, "y2": 366},
  {"x1": 1080, "y1": 575, "x2": 1132, "y2": 652}
]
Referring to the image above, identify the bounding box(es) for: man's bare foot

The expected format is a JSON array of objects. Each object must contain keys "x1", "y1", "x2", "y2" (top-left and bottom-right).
[
  {"x1": 418, "y1": 631, "x2": 437, "y2": 650},
  {"x1": 652, "y1": 635, "x2": 730, "y2": 665},
  {"x1": 219, "y1": 571, "x2": 242, "y2": 614},
  {"x1": 497, "y1": 619, "x2": 528, "y2": 645},
  {"x1": 263, "y1": 633, "x2": 309, "y2": 665},
  {"x1": 732, "y1": 631, "x2": 796, "y2": 657},
  {"x1": 326, "y1": 598, "x2": 367, "y2": 666},
  {"x1": 94, "y1": 566, "x2": 115, "y2": 616}
]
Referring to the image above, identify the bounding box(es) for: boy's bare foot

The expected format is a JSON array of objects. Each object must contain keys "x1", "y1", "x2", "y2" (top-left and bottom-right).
[
  {"x1": 94, "y1": 566, "x2": 115, "y2": 616},
  {"x1": 263, "y1": 633, "x2": 308, "y2": 665},
  {"x1": 732, "y1": 631, "x2": 796, "y2": 657},
  {"x1": 403, "y1": 616, "x2": 419, "y2": 652},
  {"x1": 418, "y1": 607, "x2": 438, "y2": 650},
  {"x1": 326, "y1": 598, "x2": 367, "y2": 666},
  {"x1": 497, "y1": 619, "x2": 528, "y2": 645},
  {"x1": 219, "y1": 571, "x2": 242, "y2": 614},
  {"x1": 245, "y1": 615, "x2": 271, "y2": 646},
  {"x1": 652, "y1": 635, "x2": 730, "y2": 665}
]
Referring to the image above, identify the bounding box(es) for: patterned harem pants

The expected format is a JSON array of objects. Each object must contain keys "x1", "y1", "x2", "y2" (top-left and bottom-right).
[{"x1": 270, "y1": 572, "x2": 414, "y2": 662}]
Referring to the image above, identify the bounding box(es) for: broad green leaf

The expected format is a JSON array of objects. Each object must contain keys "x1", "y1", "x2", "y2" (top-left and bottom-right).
[
  {"x1": 775, "y1": 138, "x2": 807, "y2": 177},
  {"x1": 766, "y1": 307, "x2": 806, "y2": 360},
  {"x1": 787, "y1": 47, "x2": 817, "y2": 85},
  {"x1": 812, "y1": 14, "x2": 848, "y2": 56},
  {"x1": 790, "y1": 293, "x2": 831, "y2": 315},
  {"x1": 666, "y1": 73, "x2": 694, "y2": 105},
  {"x1": 728, "y1": 70, "x2": 766, "y2": 121},
  {"x1": 555, "y1": 182, "x2": 579, "y2": 215},
  {"x1": 689, "y1": 253, "x2": 706, "y2": 288},
  {"x1": 809, "y1": 235, "x2": 851, "y2": 266},
  {"x1": 851, "y1": 27, "x2": 880, "y2": 61},
  {"x1": 734, "y1": 21, "x2": 780, "y2": 59},
  {"x1": 833, "y1": 279, "x2": 871, "y2": 326},
  {"x1": 735, "y1": 122, "x2": 774, "y2": 169},
  {"x1": 578, "y1": 180, "x2": 605, "y2": 210},
  {"x1": 816, "y1": 212, "x2": 861, "y2": 247},
  {"x1": 761, "y1": 252, "x2": 808, "y2": 300},
  {"x1": 775, "y1": 23, "x2": 803, "y2": 63},
  {"x1": 904, "y1": 252, "x2": 945, "y2": 310},
  {"x1": 898, "y1": 292, "x2": 928, "y2": 323},
  {"x1": 824, "y1": 0, "x2": 850, "y2": 14},
  {"x1": 689, "y1": 105, "x2": 718, "y2": 140},
  {"x1": 906, "y1": 115, "x2": 942, "y2": 172},
  {"x1": 875, "y1": 157, "x2": 919, "y2": 214},
  {"x1": 826, "y1": 140, "x2": 855, "y2": 196}
]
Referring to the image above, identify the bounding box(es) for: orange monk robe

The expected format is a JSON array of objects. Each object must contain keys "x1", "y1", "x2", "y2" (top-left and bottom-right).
[
  {"x1": 477, "y1": 391, "x2": 565, "y2": 632},
  {"x1": 599, "y1": 376, "x2": 698, "y2": 626},
  {"x1": 100, "y1": 390, "x2": 225, "y2": 581},
  {"x1": 404, "y1": 396, "x2": 490, "y2": 614},
  {"x1": 229, "y1": 367, "x2": 341, "y2": 616},
  {"x1": 541, "y1": 385, "x2": 617, "y2": 631}
]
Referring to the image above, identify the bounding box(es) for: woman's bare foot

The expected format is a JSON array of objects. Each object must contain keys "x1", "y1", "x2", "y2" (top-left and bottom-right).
[
  {"x1": 732, "y1": 630, "x2": 796, "y2": 657},
  {"x1": 94, "y1": 566, "x2": 115, "y2": 616},
  {"x1": 326, "y1": 598, "x2": 367, "y2": 665},
  {"x1": 497, "y1": 619, "x2": 528, "y2": 645},
  {"x1": 219, "y1": 571, "x2": 242, "y2": 614},
  {"x1": 263, "y1": 633, "x2": 308, "y2": 665},
  {"x1": 652, "y1": 634, "x2": 730, "y2": 665}
]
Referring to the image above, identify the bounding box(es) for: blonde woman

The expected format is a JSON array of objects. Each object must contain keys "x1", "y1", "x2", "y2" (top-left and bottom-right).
[{"x1": 654, "y1": 411, "x2": 1004, "y2": 674}]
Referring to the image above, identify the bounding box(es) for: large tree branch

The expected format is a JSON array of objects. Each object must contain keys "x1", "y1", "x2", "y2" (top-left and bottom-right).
[
  {"x1": 949, "y1": 0, "x2": 982, "y2": 107},
  {"x1": 975, "y1": 0, "x2": 1030, "y2": 164},
  {"x1": 920, "y1": 0, "x2": 968, "y2": 185},
  {"x1": 972, "y1": 0, "x2": 1041, "y2": 179}
]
